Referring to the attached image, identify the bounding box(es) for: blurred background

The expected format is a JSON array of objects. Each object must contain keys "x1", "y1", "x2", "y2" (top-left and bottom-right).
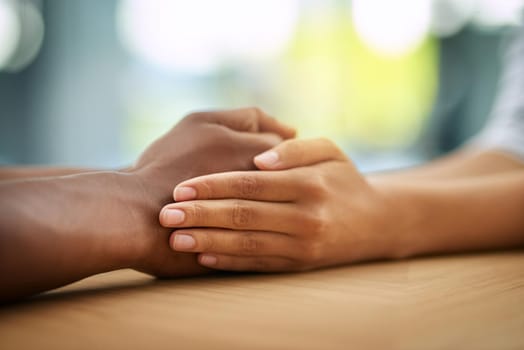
[{"x1": 0, "y1": 0, "x2": 522, "y2": 172}]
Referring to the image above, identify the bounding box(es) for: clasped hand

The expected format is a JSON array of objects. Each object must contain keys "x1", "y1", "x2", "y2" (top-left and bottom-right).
[{"x1": 159, "y1": 138, "x2": 401, "y2": 272}]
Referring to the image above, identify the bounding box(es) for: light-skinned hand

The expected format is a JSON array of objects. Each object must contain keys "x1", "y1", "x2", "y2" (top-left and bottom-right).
[{"x1": 159, "y1": 138, "x2": 403, "y2": 272}]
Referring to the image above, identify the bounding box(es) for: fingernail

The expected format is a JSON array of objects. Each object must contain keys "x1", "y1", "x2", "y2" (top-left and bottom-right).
[
  {"x1": 174, "y1": 186, "x2": 197, "y2": 201},
  {"x1": 162, "y1": 209, "x2": 185, "y2": 225},
  {"x1": 200, "y1": 255, "x2": 217, "y2": 266},
  {"x1": 254, "y1": 151, "x2": 279, "y2": 167},
  {"x1": 173, "y1": 234, "x2": 196, "y2": 250}
]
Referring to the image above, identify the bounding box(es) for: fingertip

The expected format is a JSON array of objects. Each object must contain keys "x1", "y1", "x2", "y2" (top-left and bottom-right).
[
  {"x1": 199, "y1": 254, "x2": 218, "y2": 267},
  {"x1": 276, "y1": 123, "x2": 296, "y2": 140},
  {"x1": 258, "y1": 112, "x2": 296, "y2": 139},
  {"x1": 169, "y1": 231, "x2": 177, "y2": 250},
  {"x1": 281, "y1": 125, "x2": 297, "y2": 140},
  {"x1": 270, "y1": 118, "x2": 295, "y2": 140},
  {"x1": 171, "y1": 233, "x2": 197, "y2": 251},
  {"x1": 174, "y1": 186, "x2": 197, "y2": 202},
  {"x1": 159, "y1": 207, "x2": 186, "y2": 226},
  {"x1": 159, "y1": 206, "x2": 173, "y2": 227},
  {"x1": 254, "y1": 150, "x2": 280, "y2": 170}
]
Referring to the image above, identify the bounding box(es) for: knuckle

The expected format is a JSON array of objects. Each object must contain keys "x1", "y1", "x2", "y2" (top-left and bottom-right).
[
  {"x1": 231, "y1": 201, "x2": 253, "y2": 228},
  {"x1": 319, "y1": 137, "x2": 344, "y2": 158},
  {"x1": 232, "y1": 175, "x2": 262, "y2": 198},
  {"x1": 305, "y1": 211, "x2": 327, "y2": 236},
  {"x1": 198, "y1": 178, "x2": 214, "y2": 199},
  {"x1": 184, "y1": 111, "x2": 205, "y2": 123},
  {"x1": 301, "y1": 173, "x2": 327, "y2": 199},
  {"x1": 187, "y1": 203, "x2": 205, "y2": 223},
  {"x1": 200, "y1": 233, "x2": 215, "y2": 251},
  {"x1": 250, "y1": 106, "x2": 265, "y2": 117},
  {"x1": 285, "y1": 140, "x2": 303, "y2": 159},
  {"x1": 318, "y1": 137, "x2": 335, "y2": 148},
  {"x1": 239, "y1": 232, "x2": 261, "y2": 254}
]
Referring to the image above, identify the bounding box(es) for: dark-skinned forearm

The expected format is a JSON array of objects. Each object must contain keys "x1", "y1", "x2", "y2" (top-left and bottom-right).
[
  {"x1": 0, "y1": 166, "x2": 98, "y2": 181},
  {"x1": 0, "y1": 171, "x2": 152, "y2": 302}
]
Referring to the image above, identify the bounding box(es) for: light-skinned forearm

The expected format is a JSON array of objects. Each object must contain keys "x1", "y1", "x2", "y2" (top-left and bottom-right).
[
  {"x1": 378, "y1": 171, "x2": 524, "y2": 258},
  {"x1": 384, "y1": 149, "x2": 523, "y2": 180}
]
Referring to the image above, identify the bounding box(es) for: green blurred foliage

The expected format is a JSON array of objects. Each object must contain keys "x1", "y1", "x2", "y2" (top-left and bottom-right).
[{"x1": 276, "y1": 9, "x2": 438, "y2": 148}]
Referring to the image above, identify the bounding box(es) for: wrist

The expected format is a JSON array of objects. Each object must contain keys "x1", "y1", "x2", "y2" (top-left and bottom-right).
[
  {"x1": 107, "y1": 170, "x2": 174, "y2": 270},
  {"x1": 368, "y1": 176, "x2": 426, "y2": 259},
  {"x1": 76, "y1": 171, "x2": 157, "y2": 271}
]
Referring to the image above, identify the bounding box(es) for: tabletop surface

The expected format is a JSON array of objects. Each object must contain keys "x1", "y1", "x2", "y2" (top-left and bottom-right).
[{"x1": 1, "y1": 251, "x2": 523, "y2": 350}]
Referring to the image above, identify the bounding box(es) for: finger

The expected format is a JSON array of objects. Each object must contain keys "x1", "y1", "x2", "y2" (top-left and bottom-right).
[
  {"x1": 173, "y1": 170, "x2": 303, "y2": 202},
  {"x1": 240, "y1": 131, "x2": 283, "y2": 148},
  {"x1": 191, "y1": 107, "x2": 296, "y2": 139},
  {"x1": 254, "y1": 138, "x2": 347, "y2": 170},
  {"x1": 197, "y1": 254, "x2": 299, "y2": 272},
  {"x1": 159, "y1": 200, "x2": 304, "y2": 234},
  {"x1": 170, "y1": 229, "x2": 300, "y2": 258},
  {"x1": 254, "y1": 110, "x2": 296, "y2": 140},
  {"x1": 233, "y1": 131, "x2": 283, "y2": 162}
]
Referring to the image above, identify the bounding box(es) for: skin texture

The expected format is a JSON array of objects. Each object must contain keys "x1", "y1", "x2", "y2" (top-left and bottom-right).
[
  {"x1": 160, "y1": 138, "x2": 524, "y2": 272},
  {"x1": 0, "y1": 108, "x2": 295, "y2": 302},
  {"x1": 0, "y1": 167, "x2": 94, "y2": 181}
]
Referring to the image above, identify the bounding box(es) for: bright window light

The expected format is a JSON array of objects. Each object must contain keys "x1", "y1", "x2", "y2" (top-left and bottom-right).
[
  {"x1": 116, "y1": 0, "x2": 300, "y2": 74},
  {"x1": 5, "y1": 1, "x2": 44, "y2": 72},
  {"x1": 351, "y1": 0, "x2": 432, "y2": 57},
  {"x1": 472, "y1": 0, "x2": 524, "y2": 27}
]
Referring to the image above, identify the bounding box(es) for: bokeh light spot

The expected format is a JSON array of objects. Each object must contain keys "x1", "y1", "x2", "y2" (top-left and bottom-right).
[
  {"x1": 352, "y1": 0, "x2": 432, "y2": 57},
  {"x1": 0, "y1": 0, "x2": 20, "y2": 70}
]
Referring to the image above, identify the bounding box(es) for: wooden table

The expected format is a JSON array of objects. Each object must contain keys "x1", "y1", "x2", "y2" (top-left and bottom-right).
[{"x1": 1, "y1": 251, "x2": 523, "y2": 349}]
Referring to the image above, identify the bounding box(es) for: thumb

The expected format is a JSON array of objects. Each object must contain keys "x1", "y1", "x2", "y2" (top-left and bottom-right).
[{"x1": 254, "y1": 138, "x2": 347, "y2": 170}]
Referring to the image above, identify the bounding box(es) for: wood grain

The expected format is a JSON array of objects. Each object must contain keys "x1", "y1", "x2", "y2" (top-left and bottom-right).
[{"x1": 1, "y1": 251, "x2": 523, "y2": 350}]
